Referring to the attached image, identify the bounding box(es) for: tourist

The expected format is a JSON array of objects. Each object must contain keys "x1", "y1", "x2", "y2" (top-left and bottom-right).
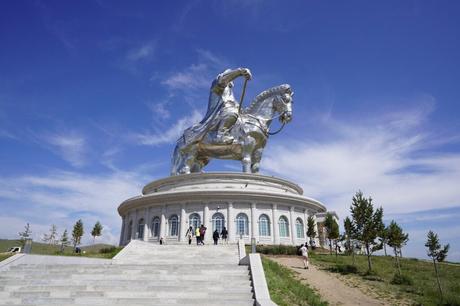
[
  {"x1": 195, "y1": 227, "x2": 201, "y2": 245},
  {"x1": 186, "y1": 226, "x2": 193, "y2": 245},
  {"x1": 221, "y1": 227, "x2": 228, "y2": 244},
  {"x1": 199, "y1": 225, "x2": 207, "y2": 244},
  {"x1": 213, "y1": 229, "x2": 219, "y2": 245},
  {"x1": 300, "y1": 244, "x2": 309, "y2": 269},
  {"x1": 160, "y1": 237, "x2": 164, "y2": 245}
]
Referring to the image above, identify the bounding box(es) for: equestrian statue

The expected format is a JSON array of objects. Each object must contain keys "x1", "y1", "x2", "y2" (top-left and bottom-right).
[{"x1": 171, "y1": 67, "x2": 293, "y2": 175}]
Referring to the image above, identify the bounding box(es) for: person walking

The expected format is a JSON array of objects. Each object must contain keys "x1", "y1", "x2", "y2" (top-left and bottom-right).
[
  {"x1": 199, "y1": 225, "x2": 207, "y2": 245},
  {"x1": 195, "y1": 226, "x2": 201, "y2": 245},
  {"x1": 186, "y1": 226, "x2": 193, "y2": 245},
  {"x1": 300, "y1": 244, "x2": 309, "y2": 269},
  {"x1": 213, "y1": 229, "x2": 219, "y2": 245},
  {"x1": 221, "y1": 227, "x2": 228, "y2": 244}
]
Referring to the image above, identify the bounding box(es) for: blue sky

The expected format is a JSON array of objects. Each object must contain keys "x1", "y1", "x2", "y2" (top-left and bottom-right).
[{"x1": 1, "y1": 1, "x2": 459, "y2": 261}]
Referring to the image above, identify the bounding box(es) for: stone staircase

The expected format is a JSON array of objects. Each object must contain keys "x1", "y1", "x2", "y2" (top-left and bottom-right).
[{"x1": 0, "y1": 241, "x2": 254, "y2": 305}]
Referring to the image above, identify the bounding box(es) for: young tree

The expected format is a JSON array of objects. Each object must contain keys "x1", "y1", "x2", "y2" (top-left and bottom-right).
[
  {"x1": 91, "y1": 221, "x2": 103, "y2": 244},
  {"x1": 379, "y1": 225, "x2": 389, "y2": 256},
  {"x1": 387, "y1": 221, "x2": 409, "y2": 276},
  {"x1": 425, "y1": 230, "x2": 450, "y2": 301},
  {"x1": 60, "y1": 229, "x2": 70, "y2": 253},
  {"x1": 350, "y1": 191, "x2": 384, "y2": 272},
  {"x1": 42, "y1": 224, "x2": 58, "y2": 245},
  {"x1": 18, "y1": 223, "x2": 32, "y2": 247},
  {"x1": 306, "y1": 216, "x2": 317, "y2": 243},
  {"x1": 344, "y1": 216, "x2": 356, "y2": 265},
  {"x1": 330, "y1": 220, "x2": 340, "y2": 259},
  {"x1": 324, "y1": 213, "x2": 335, "y2": 255},
  {"x1": 72, "y1": 219, "x2": 84, "y2": 249}
]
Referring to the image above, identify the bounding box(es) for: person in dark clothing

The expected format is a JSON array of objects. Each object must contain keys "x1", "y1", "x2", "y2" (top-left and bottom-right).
[
  {"x1": 199, "y1": 225, "x2": 207, "y2": 244},
  {"x1": 213, "y1": 229, "x2": 219, "y2": 245},
  {"x1": 221, "y1": 227, "x2": 228, "y2": 244}
]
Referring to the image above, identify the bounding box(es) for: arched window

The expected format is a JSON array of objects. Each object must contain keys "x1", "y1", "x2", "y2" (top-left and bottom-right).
[
  {"x1": 212, "y1": 213, "x2": 225, "y2": 234},
  {"x1": 259, "y1": 214, "x2": 271, "y2": 236},
  {"x1": 137, "y1": 218, "x2": 145, "y2": 239},
  {"x1": 151, "y1": 217, "x2": 160, "y2": 238},
  {"x1": 189, "y1": 213, "x2": 201, "y2": 230},
  {"x1": 127, "y1": 220, "x2": 133, "y2": 240},
  {"x1": 236, "y1": 213, "x2": 249, "y2": 236},
  {"x1": 279, "y1": 216, "x2": 289, "y2": 237},
  {"x1": 169, "y1": 215, "x2": 179, "y2": 237},
  {"x1": 296, "y1": 218, "x2": 305, "y2": 238}
]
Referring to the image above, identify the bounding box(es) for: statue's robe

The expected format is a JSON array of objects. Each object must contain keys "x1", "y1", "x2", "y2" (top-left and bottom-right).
[{"x1": 181, "y1": 77, "x2": 238, "y2": 147}]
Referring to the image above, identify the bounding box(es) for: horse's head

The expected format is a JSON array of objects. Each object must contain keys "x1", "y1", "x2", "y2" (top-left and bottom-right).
[{"x1": 273, "y1": 85, "x2": 293, "y2": 124}]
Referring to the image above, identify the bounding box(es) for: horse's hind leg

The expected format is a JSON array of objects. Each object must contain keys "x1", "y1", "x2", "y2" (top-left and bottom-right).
[
  {"x1": 242, "y1": 137, "x2": 256, "y2": 173},
  {"x1": 251, "y1": 148, "x2": 263, "y2": 173}
]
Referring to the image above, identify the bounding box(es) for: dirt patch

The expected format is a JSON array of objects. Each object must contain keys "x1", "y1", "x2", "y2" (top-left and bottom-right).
[{"x1": 269, "y1": 256, "x2": 410, "y2": 306}]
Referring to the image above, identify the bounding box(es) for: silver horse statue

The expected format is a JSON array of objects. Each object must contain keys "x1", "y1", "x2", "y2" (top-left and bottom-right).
[{"x1": 171, "y1": 71, "x2": 293, "y2": 175}]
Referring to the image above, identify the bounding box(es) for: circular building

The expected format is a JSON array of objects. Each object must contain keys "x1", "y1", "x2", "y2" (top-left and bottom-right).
[{"x1": 118, "y1": 172, "x2": 326, "y2": 246}]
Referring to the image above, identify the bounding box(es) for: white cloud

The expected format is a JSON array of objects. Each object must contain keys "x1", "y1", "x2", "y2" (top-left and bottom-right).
[
  {"x1": 126, "y1": 42, "x2": 155, "y2": 62},
  {"x1": 43, "y1": 132, "x2": 87, "y2": 167},
  {"x1": 262, "y1": 104, "x2": 460, "y2": 217},
  {"x1": 161, "y1": 50, "x2": 228, "y2": 91},
  {"x1": 132, "y1": 110, "x2": 202, "y2": 146},
  {"x1": 0, "y1": 169, "x2": 148, "y2": 245}
]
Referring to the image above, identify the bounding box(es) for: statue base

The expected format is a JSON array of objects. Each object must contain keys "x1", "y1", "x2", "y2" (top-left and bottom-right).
[{"x1": 118, "y1": 172, "x2": 326, "y2": 246}]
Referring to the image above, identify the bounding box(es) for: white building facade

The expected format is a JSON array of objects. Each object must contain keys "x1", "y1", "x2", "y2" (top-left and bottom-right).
[{"x1": 118, "y1": 172, "x2": 327, "y2": 246}]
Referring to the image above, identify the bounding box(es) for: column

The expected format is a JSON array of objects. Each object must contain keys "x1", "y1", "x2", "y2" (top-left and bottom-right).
[
  {"x1": 203, "y1": 203, "x2": 210, "y2": 243},
  {"x1": 227, "y1": 202, "x2": 234, "y2": 243},
  {"x1": 119, "y1": 216, "x2": 126, "y2": 246},
  {"x1": 290, "y1": 206, "x2": 296, "y2": 245},
  {"x1": 132, "y1": 210, "x2": 138, "y2": 240},
  {"x1": 143, "y1": 208, "x2": 149, "y2": 241},
  {"x1": 146, "y1": 207, "x2": 152, "y2": 238},
  {"x1": 160, "y1": 205, "x2": 166, "y2": 239},
  {"x1": 251, "y1": 202, "x2": 257, "y2": 242},
  {"x1": 180, "y1": 203, "x2": 186, "y2": 242},
  {"x1": 272, "y1": 204, "x2": 280, "y2": 244}
]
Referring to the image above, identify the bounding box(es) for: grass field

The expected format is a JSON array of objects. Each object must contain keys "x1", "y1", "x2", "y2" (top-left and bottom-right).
[
  {"x1": 309, "y1": 252, "x2": 460, "y2": 306},
  {"x1": 0, "y1": 239, "x2": 122, "y2": 260},
  {"x1": 262, "y1": 256, "x2": 328, "y2": 306}
]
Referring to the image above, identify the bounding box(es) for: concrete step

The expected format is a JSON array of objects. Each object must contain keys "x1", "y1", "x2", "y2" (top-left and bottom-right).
[
  {"x1": 0, "y1": 241, "x2": 254, "y2": 305},
  {"x1": 0, "y1": 297, "x2": 254, "y2": 306}
]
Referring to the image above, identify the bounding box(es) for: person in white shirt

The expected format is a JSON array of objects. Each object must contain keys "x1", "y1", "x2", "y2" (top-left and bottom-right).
[{"x1": 300, "y1": 244, "x2": 309, "y2": 269}]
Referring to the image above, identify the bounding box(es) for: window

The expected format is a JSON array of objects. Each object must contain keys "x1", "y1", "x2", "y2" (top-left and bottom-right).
[
  {"x1": 127, "y1": 220, "x2": 133, "y2": 240},
  {"x1": 212, "y1": 213, "x2": 225, "y2": 233},
  {"x1": 151, "y1": 217, "x2": 160, "y2": 237},
  {"x1": 259, "y1": 214, "x2": 271, "y2": 236},
  {"x1": 296, "y1": 218, "x2": 304, "y2": 238},
  {"x1": 169, "y1": 215, "x2": 179, "y2": 237},
  {"x1": 189, "y1": 213, "x2": 201, "y2": 230},
  {"x1": 236, "y1": 213, "x2": 249, "y2": 236},
  {"x1": 279, "y1": 216, "x2": 289, "y2": 237},
  {"x1": 137, "y1": 218, "x2": 145, "y2": 239}
]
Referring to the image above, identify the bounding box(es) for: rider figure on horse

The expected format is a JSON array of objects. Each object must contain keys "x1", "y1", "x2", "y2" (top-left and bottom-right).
[{"x1": 185, "y1": 68, "x2": 252, "y2": 146}]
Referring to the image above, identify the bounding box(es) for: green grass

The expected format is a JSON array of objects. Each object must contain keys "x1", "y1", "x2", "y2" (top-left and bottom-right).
[
  {"x1": 309, "y1": 253, "x2": 460, "y2": 306},
  {"x1": 0, "y1": 239, "x2": 122, "y2": 259},
  {"x1": 262, "y1": 256, "x2": 328, "y2": 306},
  {"x1": 0, "y1": 254, "x2": 13, "y2": 262}
]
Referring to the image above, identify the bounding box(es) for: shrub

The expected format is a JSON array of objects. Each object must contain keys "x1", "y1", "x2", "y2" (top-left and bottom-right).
[
  {"x1": 99, "y1": 246, "x2": 117, "y2": 254},
  {"x1": 256, "y1": 244, "x2": 299, "y2": 255},
  {"x1": 334, "y1": 264, "x2": 358, "y2": 275},
  {"x1": 391, "y1": 273, "x2": 414, "y2": 285}
]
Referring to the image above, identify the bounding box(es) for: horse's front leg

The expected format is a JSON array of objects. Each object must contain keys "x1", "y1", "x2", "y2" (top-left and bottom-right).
[{"x1": 241, "y1": 137, "x2": 256, "y2": 173}]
